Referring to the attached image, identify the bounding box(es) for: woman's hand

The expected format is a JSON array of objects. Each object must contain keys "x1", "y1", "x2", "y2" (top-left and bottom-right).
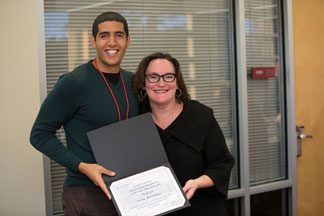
[
  {"x1": 182, "y1": 175, "x2": 214, "y2": 200},
  {"x1": 78, "y1": 162, "x2": 115, "y2": 199},
  {"x1": 183, "y1": 179, "x2": 199, "y2": 200}
]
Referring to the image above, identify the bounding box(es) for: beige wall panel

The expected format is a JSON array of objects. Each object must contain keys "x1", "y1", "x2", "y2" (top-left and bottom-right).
[{"x1": 0, "y1": 0, "x2": 46, "y2": 215}]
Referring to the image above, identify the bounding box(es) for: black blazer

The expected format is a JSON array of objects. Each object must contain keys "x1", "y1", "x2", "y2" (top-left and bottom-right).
[{"x1": 142, "y1": 99, "x2": 234, "y2": 216}]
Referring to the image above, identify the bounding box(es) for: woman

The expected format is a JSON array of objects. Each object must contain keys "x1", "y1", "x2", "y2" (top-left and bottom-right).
[{"x1": 133, "y1": 52, "x2": 234, "y2": 215}]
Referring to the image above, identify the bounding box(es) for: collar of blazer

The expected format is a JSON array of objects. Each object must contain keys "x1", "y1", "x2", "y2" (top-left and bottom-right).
[{"x1": 157, "y1": 99, "x2": 215, "y2": 152}]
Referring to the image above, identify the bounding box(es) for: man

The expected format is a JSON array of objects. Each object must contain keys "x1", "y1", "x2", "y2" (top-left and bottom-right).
[{"x1": 30, "y1": 11, "x2": 138, "y2": 215}]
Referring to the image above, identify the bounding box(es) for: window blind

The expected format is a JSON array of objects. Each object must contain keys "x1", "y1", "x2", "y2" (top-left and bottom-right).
[
  {"x1": 44, "y1": 0, "x2": 237, "y2": 214},
  {"x1": 245, "y1": 0, "x2": 286, "y2": 185}
]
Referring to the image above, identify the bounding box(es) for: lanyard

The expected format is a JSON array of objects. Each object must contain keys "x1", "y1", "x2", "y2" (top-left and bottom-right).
[{"x1": 93, "y1": 58, "x2": 129, "y2": 121}]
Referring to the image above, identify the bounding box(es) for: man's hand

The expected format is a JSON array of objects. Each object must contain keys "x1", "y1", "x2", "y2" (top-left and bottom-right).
[{"x1": 78, "y1": 162, "x2": 115, "y2": 199}]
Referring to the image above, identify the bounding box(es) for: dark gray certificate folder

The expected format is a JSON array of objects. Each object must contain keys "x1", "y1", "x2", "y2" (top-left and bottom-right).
[
  {"x1": 87, "y1": 113, "x2": 169, "y2": 183},
  {"x1": 87, "y1": 113, "x2": 190, "y2": 215}
]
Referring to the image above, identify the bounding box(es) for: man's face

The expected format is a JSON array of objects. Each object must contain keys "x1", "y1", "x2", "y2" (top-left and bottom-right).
[{"x1": 91, "y1": 21, "x2": 130, "y2": 73}]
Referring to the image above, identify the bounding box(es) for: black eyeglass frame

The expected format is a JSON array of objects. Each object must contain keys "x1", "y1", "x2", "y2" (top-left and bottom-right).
[{"x1": 145, "y1": 73, "x2": 177, "y2": 83}]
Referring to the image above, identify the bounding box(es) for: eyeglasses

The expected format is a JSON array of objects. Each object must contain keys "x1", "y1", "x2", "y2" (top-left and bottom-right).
[{"x1": 145, "y1": 73, "x2": 176, "y2": 83}]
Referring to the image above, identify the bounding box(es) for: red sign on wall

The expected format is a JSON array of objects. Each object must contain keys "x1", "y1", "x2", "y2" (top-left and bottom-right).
[{"x1": 252, "y1": 67, "x2": 276, "y2": 79}]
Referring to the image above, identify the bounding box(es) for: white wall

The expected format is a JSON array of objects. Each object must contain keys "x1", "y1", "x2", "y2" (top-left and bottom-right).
[{"x1": 0, "y1": 0, "x2": 46, "y2": 215}]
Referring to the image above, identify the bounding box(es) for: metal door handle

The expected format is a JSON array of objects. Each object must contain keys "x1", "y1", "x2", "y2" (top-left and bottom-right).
[
  {"x1": 296, "y1": 125, "x2": 313, "y2": 157},
  {"x1": 298, "y1": 134, "x2": 313, "y2": 139}
]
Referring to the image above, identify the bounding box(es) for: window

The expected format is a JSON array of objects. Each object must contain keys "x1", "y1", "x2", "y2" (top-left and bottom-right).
[
  {"x1": 245, "y1": 0, "x2": 286, "y2": 185},
  {"x1": 251, "y1": 189, "x2": 288, "y2": 216}
]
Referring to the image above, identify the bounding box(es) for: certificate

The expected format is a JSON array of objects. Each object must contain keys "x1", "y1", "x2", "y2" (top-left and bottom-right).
[
  {"x1": 110, "y1": 166, "x2": 186, "y2": 216},
  {"x1": 87, "y1": 113, "x2": 190, "y2": 215}
]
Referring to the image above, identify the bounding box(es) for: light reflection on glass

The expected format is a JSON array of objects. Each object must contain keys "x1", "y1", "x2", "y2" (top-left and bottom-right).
[
  {"x1": 68, "y1": 31, "x2": 76, "y2": 71},
  {"x1": 44, "y1": 12, "x2": 68, "y2": 41},
  {"x1": 82, "y1": 30, "x2": 89, "y2": 61},
  {"x1": 157, "y1": 14, "x2": 186, "y2": 30},
  {"x1": 187, "y1": 37, "x2": 194, "y2": 58}
]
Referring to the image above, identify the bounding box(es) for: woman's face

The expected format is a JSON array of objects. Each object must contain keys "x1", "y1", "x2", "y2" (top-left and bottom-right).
[{"x1": 144, "y1": 58, "x2": 178, "y2": 107}]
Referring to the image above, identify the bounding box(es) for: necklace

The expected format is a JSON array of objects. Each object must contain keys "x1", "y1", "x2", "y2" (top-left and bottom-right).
[{"x1": 93, "y1": 58, "x2": 129, "y2": 121}]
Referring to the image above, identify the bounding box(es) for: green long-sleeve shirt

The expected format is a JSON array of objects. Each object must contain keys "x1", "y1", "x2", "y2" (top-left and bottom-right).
[{"x1": 30, "y1": 61, "x2": 138, "y2": 186}]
